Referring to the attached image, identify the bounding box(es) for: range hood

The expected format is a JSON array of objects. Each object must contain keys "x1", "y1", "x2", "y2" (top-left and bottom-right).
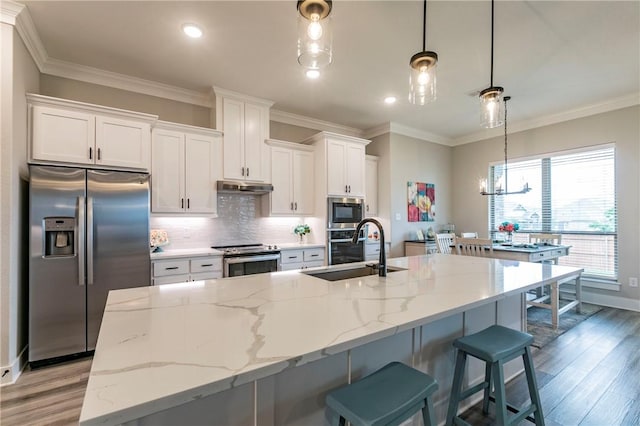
[{"x1": 216, "y1": 180, "x2": 273, "y2": 194}]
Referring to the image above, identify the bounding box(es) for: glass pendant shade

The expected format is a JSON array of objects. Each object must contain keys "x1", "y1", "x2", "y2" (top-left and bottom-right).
[
  {"x1": 297, "y1": 0, "x2": 333, "y2": 70},
  {"x1": 409, "y1": 51, "x2": 437, "y2": 105},
  {"x1": 479, "y1": 86, "x2": 504, "y2": 128}
]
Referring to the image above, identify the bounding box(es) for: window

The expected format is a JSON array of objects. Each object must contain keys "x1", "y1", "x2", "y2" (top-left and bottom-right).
[{"x1": 488, "y1": 145, "x2": 617, "y2": 280}]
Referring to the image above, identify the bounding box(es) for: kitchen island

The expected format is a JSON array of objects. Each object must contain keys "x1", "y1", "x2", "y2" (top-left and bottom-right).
[{"x1": 79, "y1": 254, "x2": 582, "y2": 426}]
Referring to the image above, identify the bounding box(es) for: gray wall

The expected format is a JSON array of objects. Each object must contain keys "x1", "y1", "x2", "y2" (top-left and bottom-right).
[
  {"x1": 452, "y1": 106, "x2": 640, "y2": 304},
  {"x1": 371, "y1": 133, "x2": 453, "y2": 257}
]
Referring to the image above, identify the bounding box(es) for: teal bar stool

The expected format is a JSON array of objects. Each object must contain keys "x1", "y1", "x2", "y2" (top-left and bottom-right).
[
  {"x1": 446, "y1": 325, "x2": 544, "y2": 426},
  {"x1": 326, "y1": 361, "x2": 438, "y2": 426}
]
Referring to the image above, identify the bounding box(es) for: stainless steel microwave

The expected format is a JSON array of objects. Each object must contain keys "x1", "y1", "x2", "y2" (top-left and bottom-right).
[{"x1": 328, "y1": 198, "x2": 364, "y2": 228}]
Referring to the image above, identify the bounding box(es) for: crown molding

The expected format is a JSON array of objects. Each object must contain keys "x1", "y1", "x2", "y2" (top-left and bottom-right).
[
  {"x1": 363, "y1": 122, "x2": 453, "y2": 146},
  {"x1": 452, "y1": 92, "x2": 640, "y2": 146},
  {"x1": 1, "y1": 0, "x2": 23, "y2": 25},
  {"x1": 42, "y1": 58, "x2": 211, "y2": 107},
  {"x1": 269, "y1": 109, "x2": 364, "y2": 138},
  {"x1": 3, "y1": 0, "x2": 47, "y2": 72},
  {"x1": 212, "y1": 86, "x2": 274, "y2": 108}
]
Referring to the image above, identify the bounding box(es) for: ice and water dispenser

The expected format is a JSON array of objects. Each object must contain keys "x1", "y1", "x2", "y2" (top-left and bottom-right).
[{"x1": 43, "y1": 217, "x2": 75, "y2": 257}]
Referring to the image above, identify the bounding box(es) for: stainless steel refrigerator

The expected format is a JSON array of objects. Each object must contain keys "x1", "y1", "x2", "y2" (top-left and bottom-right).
[{"x1": 29, "y1": 165, "x2": 150, "y2": 364}]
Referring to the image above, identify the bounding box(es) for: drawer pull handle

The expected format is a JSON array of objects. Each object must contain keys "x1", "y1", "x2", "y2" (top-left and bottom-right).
[
  {"x1": 200, "y1": 264, "x2": 213, "y2": 267},
  {"x1": 288, "y1": 256, "x2": 297, "y2": 259},
  {"x1": 310, "y1": 254, "x2": 319, "y2": 257},
  {"x1": 165, "y1": 266, "x2": 179, "y2": 270}
]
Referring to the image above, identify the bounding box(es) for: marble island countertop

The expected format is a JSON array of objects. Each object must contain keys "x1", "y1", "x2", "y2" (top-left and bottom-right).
[{"x1": 79, "y1": 255, "x2": 582, "y2": 425}]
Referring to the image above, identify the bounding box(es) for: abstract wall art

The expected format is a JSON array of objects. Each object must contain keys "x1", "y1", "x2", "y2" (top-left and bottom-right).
[{"x1": 407, "y1": 181, "x2": 435, "y2": 222}]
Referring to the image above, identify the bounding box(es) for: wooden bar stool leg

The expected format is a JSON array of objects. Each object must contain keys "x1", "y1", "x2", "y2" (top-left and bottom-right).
[
  {"x1": 492, "y1": 360, "x2": 508, "y2": 425},
  {"x1": 482, "y1": 361, "x2": 492, "y2": 414},
  {"x1": 446, "y1": 350, "x2": 467, "y2": 426},
  {"x1": 523, "y1": 347, "x2": 545, "y2": 426},
  {"x1": 422, "y1": 395, "x2": 437, "y2": 426}
]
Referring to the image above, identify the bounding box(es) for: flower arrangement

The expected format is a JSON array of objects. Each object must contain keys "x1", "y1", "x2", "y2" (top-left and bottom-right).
[
  {"x1": 294, "y1": 224, "x2": 311, "y2": 236},
  {"x1": 498, "y1": 221, "x2": 520, "y2": 233}
]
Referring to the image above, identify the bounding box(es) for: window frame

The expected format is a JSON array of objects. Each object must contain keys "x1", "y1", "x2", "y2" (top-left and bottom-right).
[{"x1": 486, "y1": 143, "x2": 617, "y2": 281}]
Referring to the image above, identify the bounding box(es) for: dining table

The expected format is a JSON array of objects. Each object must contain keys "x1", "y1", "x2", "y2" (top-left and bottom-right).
[{"x1": 480, "y1": 243, "x2": 578, "y2": 328}]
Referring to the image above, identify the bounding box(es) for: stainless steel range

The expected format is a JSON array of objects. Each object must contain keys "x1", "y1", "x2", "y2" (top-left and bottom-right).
[{"x1": 212, "y1": 244, "x2": 281, "y2": 277}]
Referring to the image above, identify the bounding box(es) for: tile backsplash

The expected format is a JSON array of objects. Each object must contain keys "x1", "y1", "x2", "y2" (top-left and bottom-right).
[{"x1": 150, "y1": 194, "x2": 317, "y2": 249}]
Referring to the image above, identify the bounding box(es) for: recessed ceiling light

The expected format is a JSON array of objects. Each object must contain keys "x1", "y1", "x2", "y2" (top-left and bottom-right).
[
  {"x1": 384, "y1": 96, "x2": 397, "y2": 104},
  {"x1": 306, "y1": 69, "x2": 320, "y2": 79},
  {"x1": 182, "y1": 23, "x2": 203, "y2": 39}
]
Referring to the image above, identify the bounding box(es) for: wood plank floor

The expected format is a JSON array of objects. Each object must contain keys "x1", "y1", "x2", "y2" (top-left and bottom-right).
[{"x1": 0, "y1": 307, "x2": 638, "y2": 425}]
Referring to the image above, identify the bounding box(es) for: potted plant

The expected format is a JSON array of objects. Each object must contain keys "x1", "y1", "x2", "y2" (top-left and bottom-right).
[{"x1": 294, "y1": 224, "x2": 311, "y2": 244}]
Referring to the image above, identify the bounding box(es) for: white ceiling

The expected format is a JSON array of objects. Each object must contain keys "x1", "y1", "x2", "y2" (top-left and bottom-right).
[{"x1": 16, "y1": 1, "x2": 640, "y2": 144}]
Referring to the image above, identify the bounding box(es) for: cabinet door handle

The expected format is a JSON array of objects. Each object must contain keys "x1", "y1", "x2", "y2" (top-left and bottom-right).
[
  {"x1": 165, "y1": 266, "x2": 179, "y2": 270},
  {"x1": 294, "y1": 202, "x2": 297, "y2": 210},
  {"x1": 366, "y1": 204, "x2": 369, "y2": 212},
  {"x1": 97, "y1": 147, "x2": 101, "y2": 160},
  {"x1": 247, "y1": 167, "x2": 250, "y2": 177},
  {"x1": 348, "y1": 185, "x2": 351, "y2": 193},
  {"x1": 200, "y1": 264, "x2": 213, "y2": 267},
  {"x1": 89, "y1": 147, "x2": 93, "y2": 160},
  {"x1": 290, "y1": 202, "x2": 294, "y2": 211},
  {"x1": 310, "y1": 254, "x2": 319, "y2": 257},
  {"x1": 345, "y1": 185, "x2": 348, "y2": 193},
  {"x1": 181, "y1": 198, "x2": 184, "y2": 209},
  {"x1": 187, "y1": 198, "x2": 190, "y2": 209},
  {"x1": 242, "y1": 167, "x2": 245, "y2": 176},
  {"x1": 288, "y1": 256, "x2": 297, "y2": 259}
]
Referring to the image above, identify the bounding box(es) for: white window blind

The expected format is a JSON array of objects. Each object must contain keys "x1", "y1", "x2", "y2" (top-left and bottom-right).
[{"x1": 488, "y1": 146, "x2": 617, "y2": 280}]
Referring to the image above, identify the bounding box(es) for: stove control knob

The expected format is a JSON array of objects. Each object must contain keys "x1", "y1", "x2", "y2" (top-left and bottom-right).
[
  {"x1": 273, "y1": 245, "x2": 278, "y2": 249},
  {"x1": 267, "y1": 245, "x2": 272, "y2": 249}
]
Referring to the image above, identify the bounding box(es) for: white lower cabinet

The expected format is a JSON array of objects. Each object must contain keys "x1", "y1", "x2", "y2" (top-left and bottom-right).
[
  {"x1": 364, "y1": 242, "x2": 390, "y2": 262},
  {"x1": 280, "y1": 247, "x2": 325, "y2": 271},
  {"x1": 152, "y1": 256, "x2": 222, "y2": 285}
]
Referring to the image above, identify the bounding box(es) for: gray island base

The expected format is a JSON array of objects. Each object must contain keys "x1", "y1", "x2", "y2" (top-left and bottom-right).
[{"x1": 79, "y1": 254, "x2": 582, "y2": 425}]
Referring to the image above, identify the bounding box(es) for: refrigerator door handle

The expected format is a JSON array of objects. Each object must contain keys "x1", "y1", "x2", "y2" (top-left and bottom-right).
[
  {"x1": 78, "y1": 196, "x2": 86, "y2": 286},
  {"x1": 87, "y1": 196, "x2": 94, "y2": 286}
]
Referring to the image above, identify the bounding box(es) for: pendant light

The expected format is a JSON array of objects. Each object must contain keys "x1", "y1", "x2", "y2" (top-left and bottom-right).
[
  {"x1": 479, "y1": 96, "x2": 532, "y2": 195},
  {"x1": 409, "y1": 0, "x2": 438, "y2": 105},
  {"x1": 297, "y1": 0, "x2": 333, "y2": 73},
  {"x1": 479, "y1": 0, "x2": 504, "y2": 128}
]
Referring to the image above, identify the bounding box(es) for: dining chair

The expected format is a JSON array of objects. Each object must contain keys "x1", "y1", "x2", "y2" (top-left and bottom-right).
[
  {"x1": 454, "y1": 238, "x2": 493, "y2": 257},
  {"x1": 460, "y1": 232, "x2": 478, "y2": 238},
  {"x1": 436, "y1": 233, "x2": 455, "y2": 254},
  {"x1": 529, "y1": 233, "x2": 562, "y2": 245}
]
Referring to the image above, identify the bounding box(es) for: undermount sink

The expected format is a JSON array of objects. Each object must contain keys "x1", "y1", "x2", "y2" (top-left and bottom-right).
[{"x1": 303, "y1": 265, "x2": 407, "y2": 282}]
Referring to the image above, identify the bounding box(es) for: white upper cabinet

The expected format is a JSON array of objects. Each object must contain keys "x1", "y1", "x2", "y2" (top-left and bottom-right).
[
  {"x1": 151, "y1": 121, "x2": 222, "y2": 215},
  {"x1": 365, "y1": 155, "x2": 378, "y2": 217},
  {"x1": 266, "y1": 140, "x2": 314, "y2": 216},
  {"x1": 305, "y1": 132, "x2": 370, "y2": 198},
  {"x1": 28, "y1": 94, "x2": 156, "y2": 171},
  {"x1": 214, "y1": 88, "x2": 273, "y2": 183}
]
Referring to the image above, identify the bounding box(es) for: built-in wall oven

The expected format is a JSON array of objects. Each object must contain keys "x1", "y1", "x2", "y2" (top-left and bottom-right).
[
  {"x1": 327, "y1": 197, "x2": 366, "y2": 265},
  {"x1": 328, "y1": 229, "x2": 366, "y2": 265},
  {"x1": 212, "y1": 244, "x2": 281, "y2": 277}
]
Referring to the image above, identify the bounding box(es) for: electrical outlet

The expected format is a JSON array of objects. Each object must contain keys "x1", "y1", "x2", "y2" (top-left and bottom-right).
[
  {"x1": 183, "y1": 227, "x2": 191, "y2": 239},
  {"x1": 629, "y1": 277, "x2": 638, "y2": 288},
  {"x1": 395, "y1": 213, "x2": 401, "y2": 221}
]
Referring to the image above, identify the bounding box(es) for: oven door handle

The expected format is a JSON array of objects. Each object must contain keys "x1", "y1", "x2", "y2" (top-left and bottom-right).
[
  {"x1": 224, "y1": 254, "x2": 281, "y2": 265},
  {"x1": 329, "y1": 238, "x2": 366, "y2": 243}
]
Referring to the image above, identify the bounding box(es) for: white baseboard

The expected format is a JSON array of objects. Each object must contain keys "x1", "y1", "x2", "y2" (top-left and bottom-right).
[
  {"x1": 581, "y1": 290, "x2": 640, "y2": 312},
  {"x1": 0, "y1": 346, "x2": 28, "y2": 386}
]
